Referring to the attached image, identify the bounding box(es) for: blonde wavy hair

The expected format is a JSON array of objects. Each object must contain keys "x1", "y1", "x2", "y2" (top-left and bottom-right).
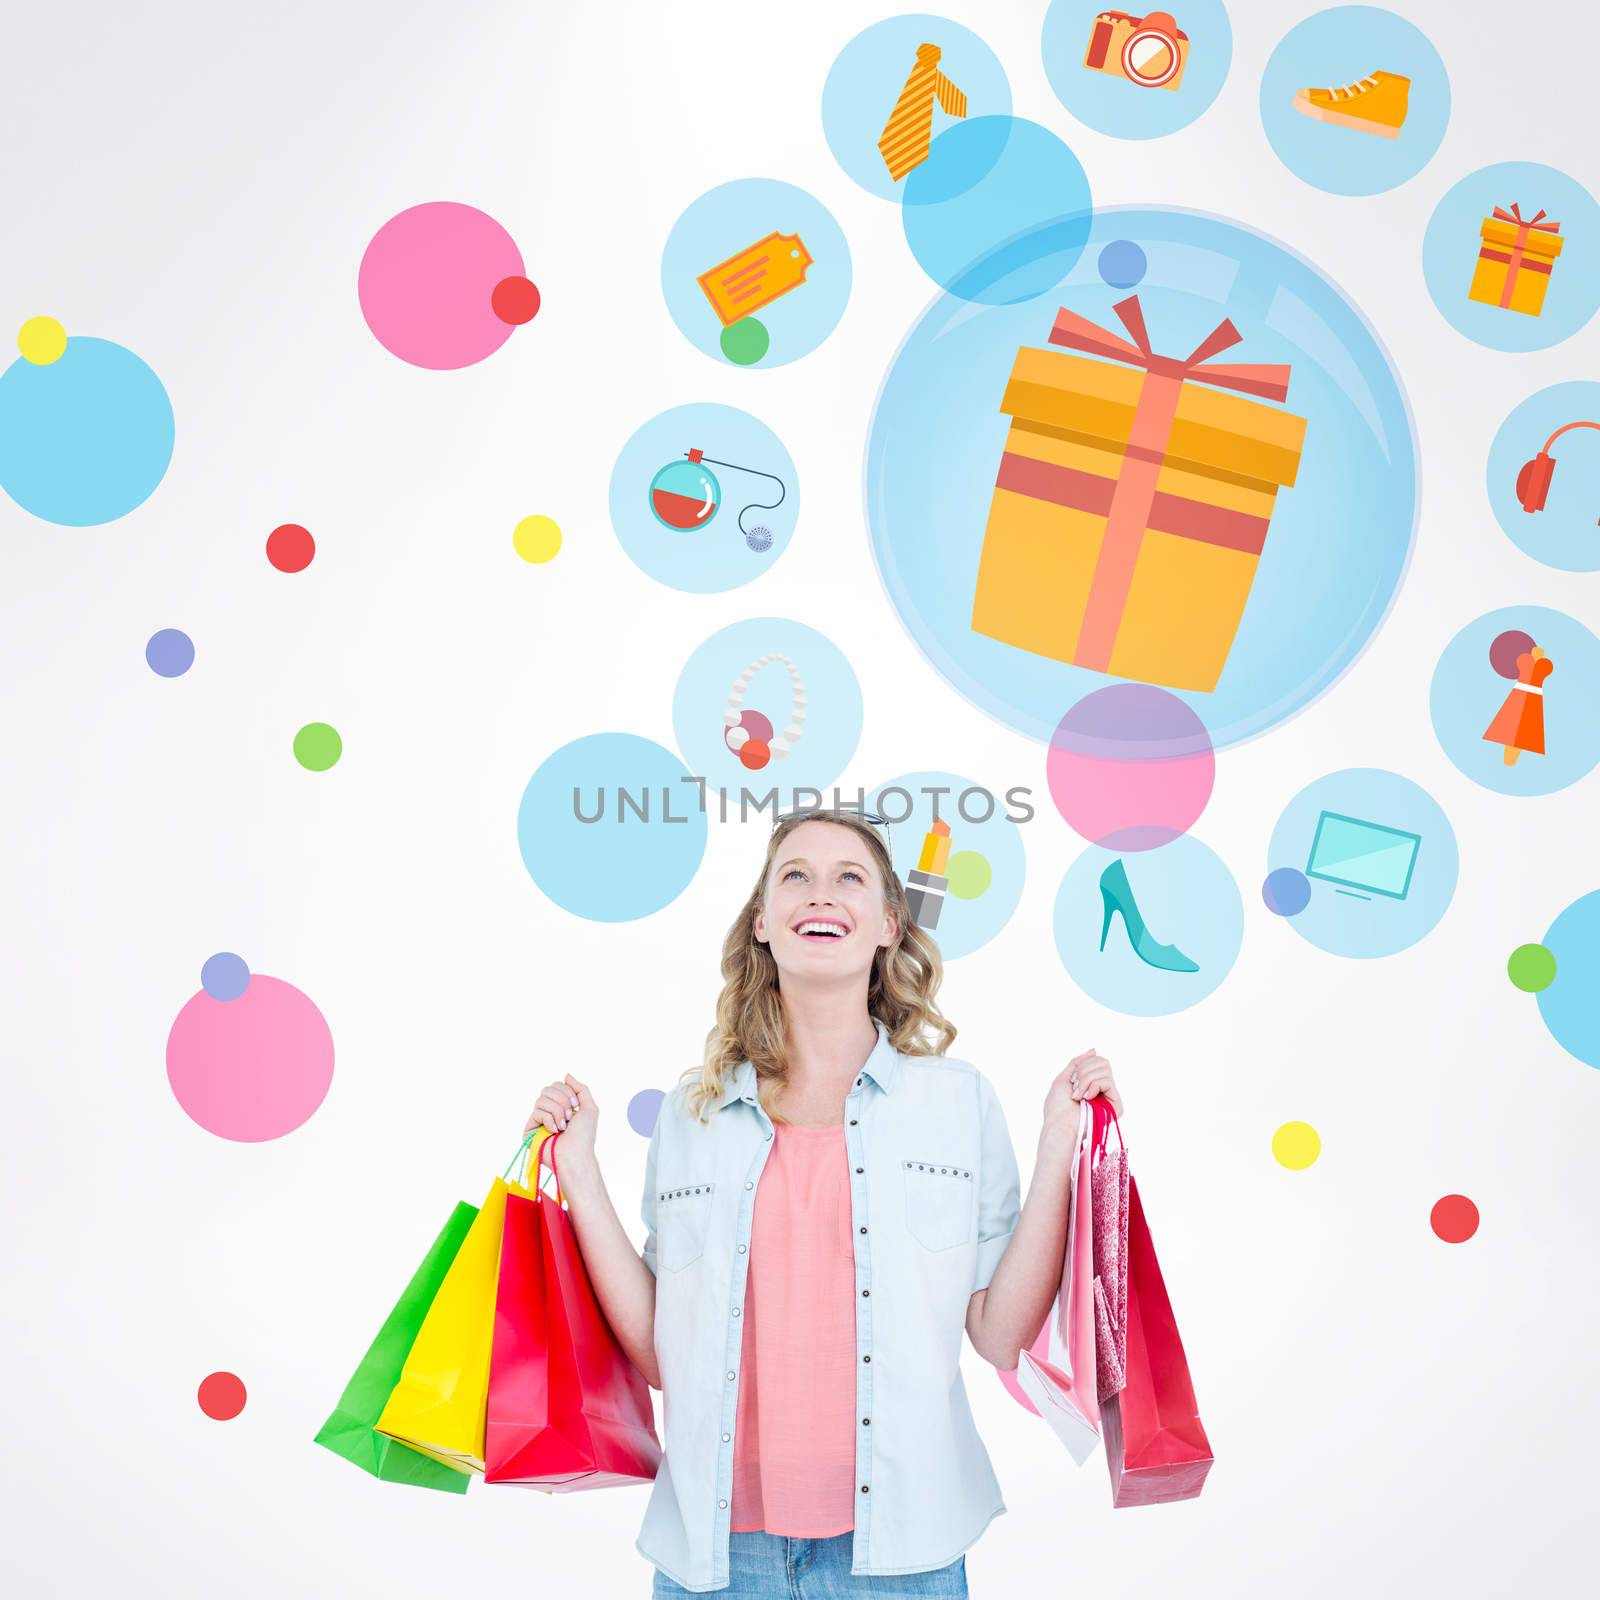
[{"x1": 680, "y1": 810, "x2": 957, "y2": 1125}]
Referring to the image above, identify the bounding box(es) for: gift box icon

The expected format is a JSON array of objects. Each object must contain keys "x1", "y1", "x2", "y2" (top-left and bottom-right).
[
  {"x1": 970, "y1": 296, "x2": 1307, "y2": 693},
  {"x1": 1469, "y1": 203, "x2": 1563, "y2": 318}
]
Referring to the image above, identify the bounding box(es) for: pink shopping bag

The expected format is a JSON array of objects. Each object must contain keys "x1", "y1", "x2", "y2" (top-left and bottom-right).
[{"x1": 1015, "y1": 1097, "x2": 1105, "y2": 1462}]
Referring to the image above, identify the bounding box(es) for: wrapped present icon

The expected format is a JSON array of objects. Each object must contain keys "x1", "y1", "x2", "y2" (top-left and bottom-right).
[
  {"x1": 1469, "y1": 203, "x2": 1563, "y2": 318},
  {"x1": 971, "y1": 296, "x2": 1308, "y2": 693}
]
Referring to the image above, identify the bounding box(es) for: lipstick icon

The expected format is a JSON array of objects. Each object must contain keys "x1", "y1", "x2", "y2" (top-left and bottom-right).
[{"x1": 907, "y1": 818, "x2": 953, "y2": 930}]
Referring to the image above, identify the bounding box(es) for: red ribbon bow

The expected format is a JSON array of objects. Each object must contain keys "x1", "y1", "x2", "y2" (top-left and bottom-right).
[
  {"x1": 1493, "y1": 203, "x2": 1560, "y2": 235},
  {"x1": 1048, "y1": 295, "x2": 1291, "y2": 404}
]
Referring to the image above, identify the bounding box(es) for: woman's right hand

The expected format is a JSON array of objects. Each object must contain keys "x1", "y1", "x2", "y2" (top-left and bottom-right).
[{"x1": 523, "y1": 1075, "x2": 598, "y2": 1167}]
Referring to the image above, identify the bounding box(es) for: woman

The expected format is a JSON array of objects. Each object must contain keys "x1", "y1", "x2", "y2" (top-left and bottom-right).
[{"x1": 525, "y1": 807, "x2": 1123, "y2": 1597}]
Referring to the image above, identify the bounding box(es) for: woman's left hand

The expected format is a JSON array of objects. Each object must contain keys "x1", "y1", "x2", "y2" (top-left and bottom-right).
[{"x1": 1043, "y1": 1049, "x2": 1124, "y2": 1139}]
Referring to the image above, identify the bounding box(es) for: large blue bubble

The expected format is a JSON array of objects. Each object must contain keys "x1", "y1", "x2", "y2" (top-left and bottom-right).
[
  {"x1": 866, "y1": 206, "x2": 1417, "y2": 750},
  {"x1": 0, "y1": 337, "x2": 173, "y2": 525}
]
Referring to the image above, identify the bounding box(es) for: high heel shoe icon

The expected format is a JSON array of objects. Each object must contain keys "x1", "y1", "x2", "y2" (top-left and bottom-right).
[{"x1": 1098, "y1": 858, "x2": 1200, "y2": 973}]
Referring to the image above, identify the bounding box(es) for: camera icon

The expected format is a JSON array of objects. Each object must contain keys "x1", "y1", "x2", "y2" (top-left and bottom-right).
[{"x1": 1082, "y1": 9, "x2": 1190, "y2": 92}]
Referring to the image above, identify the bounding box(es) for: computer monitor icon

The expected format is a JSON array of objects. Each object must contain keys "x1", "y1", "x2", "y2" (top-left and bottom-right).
[{"x1": 1305, "y1": 811, "x2": 1421, "y2": 902}]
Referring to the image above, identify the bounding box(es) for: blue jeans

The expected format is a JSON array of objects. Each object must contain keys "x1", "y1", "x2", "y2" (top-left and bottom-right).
[{"x1": 650, "y1": 1532, "x2": 968, "y2": 1598}]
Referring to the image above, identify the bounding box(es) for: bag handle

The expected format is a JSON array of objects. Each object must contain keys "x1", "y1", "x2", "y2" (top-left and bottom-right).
[
  {"x1": 1089, "y1": 1094, "x2": 1123, "y2": 1159},
  {"x1": 503, "y1": 1127, "x2": 566, "y2": 1207}
]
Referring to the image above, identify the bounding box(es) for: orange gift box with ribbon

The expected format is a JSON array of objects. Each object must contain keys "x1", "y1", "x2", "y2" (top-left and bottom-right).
[
  {"x1": 1469, "y1": 203, "x2": 1563, "y2": 318},
  {"x1": 971, "y1": 297, "x2": 1308, "y2": 693}
]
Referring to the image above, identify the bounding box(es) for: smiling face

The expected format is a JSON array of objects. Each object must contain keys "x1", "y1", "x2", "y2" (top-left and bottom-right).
[{"x1": 752, "y1": 819, "x2": 899, "y2": 983}]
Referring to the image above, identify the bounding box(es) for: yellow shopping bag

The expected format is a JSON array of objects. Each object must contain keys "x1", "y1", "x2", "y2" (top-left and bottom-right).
[{"x1": 374, "y1": 1132, "x2": 550, "y2": 1475}]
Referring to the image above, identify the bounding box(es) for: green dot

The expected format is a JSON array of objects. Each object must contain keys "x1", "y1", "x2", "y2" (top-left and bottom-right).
[
  {"x1": 720, "y1": 317, "x2": 769, "y2": 365},
  {"x1": 1507, "y1": 942, "x2": 1556, "y2": 993},
  {"x1": 945, "y1": 850, "x2": 992, "y2": 900},
  {"x1": 294, "y1": 722, "x2": 342, "y2": 772}
]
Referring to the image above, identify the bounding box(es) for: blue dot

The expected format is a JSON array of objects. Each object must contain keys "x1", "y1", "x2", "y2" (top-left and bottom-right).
[
  {"x1": 146, "y1": 629, "x2": 195, "y2": 678},
  {"x1": 1262, "y1": 867, "x2": 1311, "y2": 917},
  {"x1": 1097, "y1": 239, "x2": 1147, "y2": 288},
  {"x1": 901, "y1": 116, "x2": 1092, "y2": 304},
  {"x1": 627, "y1": 1088, "x2": 666, "y2": 1136},
  {"x1": 517, "y1": 733, "x2": 707, "y2": 921},
  {"x1": 201, "y1": 952, "x2": 251, "y2": 1001},
  {"x1": 0, "y1": 337, "x2": 174, "y2": 525}
]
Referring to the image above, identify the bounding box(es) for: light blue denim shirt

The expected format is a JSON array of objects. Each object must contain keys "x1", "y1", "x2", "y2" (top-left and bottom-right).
[{"x1": 634, "y1": 1019, "x2": 1024, "y2": 1593}]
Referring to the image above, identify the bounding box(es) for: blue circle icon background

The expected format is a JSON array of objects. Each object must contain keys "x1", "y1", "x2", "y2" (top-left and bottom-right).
[
  {"x1": 865, "y1": 206, "x2": 1417, "y2": 751},
  {"x1": 517, "y1": 733, "x2": 707, "y2": 922},
  {"x1": 1537, "y1": 891, "x2": 1600, "y2": 1069},
  {"x1": 1042, "y1": 0, "x2": 1232, "y2": 140},
  {"x1": 1430, "y1": 606, "x2": 1600, "y2": 796},
  {"x1": 1267, "y1": 769, "x2": 1457, "y2": 958},
  {"x1": 822, "y1": 16, "x2": 1011, "y2": 202},
  {"x1": 1054, "y1": 835, "x2": 1242, "y2": 1016},
  {"x1": 1259, "y1": 7, "x2": 1449, "y2": 197},
  {"x1": 672, "y1": 618, "x2": 864, "y2": 803},
  {"x1": 661, "y1": 179, "x2": 851, "y2": 368},
  {"x1": 1422, "y1": 163, "x2": 1600, "y2": 352},
  {"x1": 900, "y1": 116, "x2": 1091, "y2": 303},
  {"x1": 0, "y1": 337, "x2": 174, "y2": 525},
  {"x1": 610, "y1": 404, "x2": 798, "y2": 593},
  {"x1": 866, "y1": 769, "x2": 1025, "y2": 961},
  {"x1": 1486, "y1": 383, "x2": 1600, "y2": 570}
]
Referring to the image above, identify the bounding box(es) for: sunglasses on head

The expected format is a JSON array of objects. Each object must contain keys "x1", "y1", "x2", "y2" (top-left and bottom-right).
[{"x1": 771, "y1": 805, "x2": 894, "y2": 863}]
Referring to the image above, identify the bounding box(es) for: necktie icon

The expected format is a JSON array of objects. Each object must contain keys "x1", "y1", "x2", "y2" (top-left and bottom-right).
[{"x1": 877, "y1": 43, "x2": 968, "y2": 183}]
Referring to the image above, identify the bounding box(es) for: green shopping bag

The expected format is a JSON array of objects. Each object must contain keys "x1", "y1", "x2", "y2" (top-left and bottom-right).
[{"x1": 314, "y1": 1201, "x2": 479, "y2": 1492}]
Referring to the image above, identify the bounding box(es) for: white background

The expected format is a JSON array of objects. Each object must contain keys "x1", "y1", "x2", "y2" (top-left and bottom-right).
[{"x1": 2, "y1": 1, "x2": 1597, "y2": 1594}]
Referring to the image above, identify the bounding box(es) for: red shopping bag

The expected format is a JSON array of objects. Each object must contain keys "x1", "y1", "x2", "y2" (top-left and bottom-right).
[
  {"x1": 1100, "y1": 1158, "x2": 1213, "y2": 1507},
  {"x1": 484, "y1": 1132, "x2": 662, "y2": 1490}
]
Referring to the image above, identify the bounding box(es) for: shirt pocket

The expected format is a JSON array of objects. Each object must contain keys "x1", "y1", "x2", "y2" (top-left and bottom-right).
[
  {"x1": 657, "y1": 1180, "x2": 716, "y2": 1272},
  {"x1": 901, "y1": 1157, "x2": 974, "y2": 1252}
]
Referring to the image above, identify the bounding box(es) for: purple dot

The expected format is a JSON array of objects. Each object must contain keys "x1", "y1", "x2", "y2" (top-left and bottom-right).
[
  {"x1": 1098, "y1": 240, "x2": 1147, "y2": 289},
  {"x1": 1489, "y1": 628, "x2": 1536, "y2": 680},
  {"x1": 627, "y1": 1088, "x2": 665, "y2": 1137},
  {"x1": 146, "y1": 628, "x2": 194, "y2": 678},
  {"x1": 1263, "y1": 867, "x2": 1311, "y2": 917},
  {"x1": 201, "y1": 952, "x2": 251, "y2": 1001}
]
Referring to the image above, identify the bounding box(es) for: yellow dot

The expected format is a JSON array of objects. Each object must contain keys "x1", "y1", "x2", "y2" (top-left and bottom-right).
[
  {"x1": 1272, "y1": 1121, "x2": 1321, "y2": 1171},
  {"x1": 18, "y1": 316, "x2": 67, "y2": 366},
  {"x1": 513, "y1": 514, "x2": 562, "y2": 564}
]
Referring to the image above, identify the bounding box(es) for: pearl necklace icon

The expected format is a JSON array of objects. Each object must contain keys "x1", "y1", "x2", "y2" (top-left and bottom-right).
[
  {"x1": 724, "y1": 654, "x2": 807, "y2": 770},
  {"x1": 649, "y1": 448, "x2": 788, "y2": 553}
]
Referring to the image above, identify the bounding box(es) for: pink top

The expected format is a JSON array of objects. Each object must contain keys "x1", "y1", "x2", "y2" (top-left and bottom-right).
[{"x1": 729, "y1": 1122, "x2": 858, "y2": 1536}]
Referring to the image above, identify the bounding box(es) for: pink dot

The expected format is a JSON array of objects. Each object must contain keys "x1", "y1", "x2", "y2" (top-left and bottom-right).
[
  {"x1": 491, "y1": 275, "x2": 541, "y2": 325},
  {"x1": 198, "y1": 1371, "x2": 247, "y2": 1420},
  {"x1": 358, "y1": 202, "x2": 527, "y2": 370},
  {"x1": 996, "y1": 1319, "x2": 1051, "y2": 1416},
  {"x1": 1047, "y1": 685, "x2": 1214, "y2": 852},
  {"x1": 1430, "y1": 1194, "x2": 1479, "y2": 1243},
  {"x1": 166, "y1": 974, "x2": 334, "y2": 1141}
]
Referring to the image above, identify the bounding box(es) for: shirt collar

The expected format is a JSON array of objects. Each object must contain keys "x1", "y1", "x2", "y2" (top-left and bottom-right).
[{"x1": 718, "y1": 1018, "x2": 899, "y2": 1111}]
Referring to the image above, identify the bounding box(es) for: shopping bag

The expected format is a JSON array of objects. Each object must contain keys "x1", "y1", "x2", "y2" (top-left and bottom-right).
[
  {"x1": 485, "y1": 1130, "x2": 662, "y2": 1489},
  {"x1": 1091, "y1": 1103, "x2": 1130, "y2": 1401},
  {"x1": 374, "y1": 1136, "x2": 538, "y2": 1474},
  {"x1": 1016, "y1": 1099, "x2": 1102, "y2": 1463},
  {"x1": 314, "y1": 1201, "x2": 479, "y2": 1492},
  {"x1": 1101, "y1": 1171, "x2": 1214, "y2": 1506}
]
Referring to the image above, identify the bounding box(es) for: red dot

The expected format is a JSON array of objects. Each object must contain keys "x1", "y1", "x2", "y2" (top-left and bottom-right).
[
  {"x1": 266, "y1": 523, "x2": 315, "y2": 573},
  {"x1": 1430, "y1": 1194, "x2": 1479, "y2": 1244},
  {"x1": 491, "y1": 275, "x2": 541, "y2": 325},
  {"x1": 739, "y1": 740, "x2": 771, "y2": 771},
  {"x1": 198, "y1": 1370, "x2": 247, "y2": 1420}
]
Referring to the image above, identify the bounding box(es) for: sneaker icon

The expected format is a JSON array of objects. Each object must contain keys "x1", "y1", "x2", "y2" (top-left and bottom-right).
[{"x1": 1292, "y1": 70, "x2": 1410, "y2": 139}]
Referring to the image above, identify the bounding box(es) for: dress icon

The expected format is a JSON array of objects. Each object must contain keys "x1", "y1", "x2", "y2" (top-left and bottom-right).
[{"x1": 1483, "y1": 644, "x2": 1553, "y2": 765}]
